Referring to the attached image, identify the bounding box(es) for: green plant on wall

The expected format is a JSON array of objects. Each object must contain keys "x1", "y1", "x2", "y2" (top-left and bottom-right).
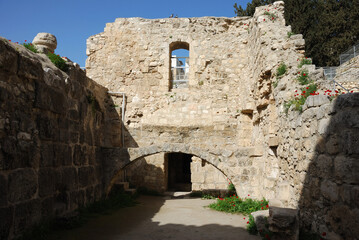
[
  {"x1": 276, "y1": 62, "x2": 287, "y2": 77},
  {"x1": 284, "y1": 83, "x2": 318, "y2": 113},
  {"x1": 273, "y1": 62, "x2": 287, "y2": 88},
  {"x1": 298, "y1": 58, "x2": 312, "y2": 68},
  {"x1": 47, "y1": 52, "x2": 69, "y2": 72},
  {"x1": 23, "y1": 43, "x2": 38, "y2": 53},
  {"x1": 287, "y1": 31, "x2": 294, "y2": 38},
  {"x1": 296, "y1": 69, "x2": 311, "y2": 85}
]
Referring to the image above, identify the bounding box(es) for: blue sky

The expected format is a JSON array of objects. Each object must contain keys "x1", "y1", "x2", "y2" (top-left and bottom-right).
[{"x1": 0, "y1": 0, "x2": 250, "y2": 67}]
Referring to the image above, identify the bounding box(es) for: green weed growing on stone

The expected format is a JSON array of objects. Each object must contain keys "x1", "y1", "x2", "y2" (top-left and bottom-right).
[
  {"x1": 47, "y1": 52, "x2": 69, "y2": 72},
  {"x1": 264, "y1": 11, "x2": 278, "y2": 21},
  {"x1": 298, "y1": 57, "x2": 312, "y2": 68},
  {"x1": 287, "y1": 31, "x2": 294, "y2": 38},
  {"x1": 276, "y1": 62, "x2": 287, "y2": 77},
  {"x1": 284, "y1": 83, "x2": 318, "y2": 113},
  {"x1": 208, "y1": 195, "x2": 269, "y2": 215},
  {"x1": 296, "y1": 69, "x2": 311, "y2": 85},
  {"x1": 23, "y1": 42, "x2": 38, "y2": 53},
  {"x1": 246, "y1": 215, "x2": 258, "y2": 235},
  {"x1": 273, "y1": 62, "x2": 287, "y2": 88}
]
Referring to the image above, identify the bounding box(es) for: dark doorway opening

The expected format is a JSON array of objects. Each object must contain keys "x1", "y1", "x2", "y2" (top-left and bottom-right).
[{"x1": 166, "y1": 153, "x2": 192, "y2": 191}]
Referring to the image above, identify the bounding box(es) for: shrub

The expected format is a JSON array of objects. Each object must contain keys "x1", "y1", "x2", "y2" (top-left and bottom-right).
[
  {"x1": 47, "y1": 52, "x2": 69, "y2": 72},
  {"x1": 208, "y1": 195, "x2": 269, "y2": 215},
  {"x1": 297, "y1": 69, "x2": 311, "y2": 85},
  {"x1": 264, "y1": 11, "x2": 278, "y2": 21},
  {"x1": 287, "y1": 31, "x2": 294, "y2": 38},
  {"x1": 23, "y1": 43, "x2": 38, "y2": 53},
  {"x1": 276, "y1": 62, "x2": 287, "y2": 78},
  {"x1": 298, "y1": 58, "x2": 312, "y2": 68},
  {"x1": 285, "y1": 83, "x2": 318, "y2": 113},
  {"x1": 247, "y1": 215, "x2": 258, "y2": 235}
]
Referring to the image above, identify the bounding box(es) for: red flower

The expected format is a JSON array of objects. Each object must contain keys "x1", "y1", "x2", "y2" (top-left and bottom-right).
[
  {"x1": 306, "y1": 87, "x2": 309, "y2": 89},
  {"x1": 25, "y1": 40, "x2": 27, "y2": 42},
  {"x1": 303, "y1": 73, "x2": 306, "y2": 76},
  {"x1": 266, "y1": 204, "x2": 269, "y2": 208},
  {"x1": 295, "y1": 90, "x2": 297, "y2": 92},
  {"x1": 248, "y1": 194, "x2": 250, "y2": 196},
  {"x1": 261, "y1": 207, "x2": 264, "y2": 209},
  {"x1": 263, "y1": 19, "x2": 266, "y2": 21},
  {"x1": 322, "y1": 232, "x2": 326, "y2": 236},
  {"x1": 9, "y1": 40, "x2": 11, "y2": 42},
  {"x1": 303, "y1": 91, "x2": 306, "y2": 93},
  {"x1": 247, "y1": 221, "x2": 249, "y2": 224},
  {"x1": 243, "y1": 217, "x2": 245, "y2": 219}
]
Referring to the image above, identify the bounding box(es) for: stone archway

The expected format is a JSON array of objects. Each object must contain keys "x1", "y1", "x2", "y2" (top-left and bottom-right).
[
  {"x1": 103, "y1": 143, "x2": 234, "y2": 194},
  {"x1": 102, "y1": 143, "x2": 265, "y2": 198}
]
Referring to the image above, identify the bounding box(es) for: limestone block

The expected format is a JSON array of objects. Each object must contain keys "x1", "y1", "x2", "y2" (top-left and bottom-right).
[
  {"x1": 8, "y1": 168, "x2": 37, "y2": 203},
  {"x1": 268, "y1": 136, "x2": 279, "y2": 147},
  {"x1": 241, "y1": 102, "x2": 255, "y2": 114},
  {"x1": 303, "y1": 95, "x2": 330, "y2": 110},
  {"x1": 268, "y1": 206, "x2": 299, "y2": 240},
  {"x1": 321, "y1": 180, "x2": 339, "y2": 202},
  {"x1": 318, "y1": 118, "x2": 330, "y2": 135},
  {"x1": 251, "y1": 209, "x2": 269, "y2": 233},
  {"x1": 32, "y1": 32, "x2": 57, "y2": 53}
]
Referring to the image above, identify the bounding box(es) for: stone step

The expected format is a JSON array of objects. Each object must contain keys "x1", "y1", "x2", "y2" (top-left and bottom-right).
[
  {"x1": 115, "y1": 181, "x2": 129, "y2": 190},
  {"x1": 125, "y1": 188, "x2": 137, "y2": 195}
]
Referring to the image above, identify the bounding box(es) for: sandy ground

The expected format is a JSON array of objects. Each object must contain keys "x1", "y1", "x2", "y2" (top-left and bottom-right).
[{"x1": 49, "y1": 195, "x2": 261, "y2": 240}]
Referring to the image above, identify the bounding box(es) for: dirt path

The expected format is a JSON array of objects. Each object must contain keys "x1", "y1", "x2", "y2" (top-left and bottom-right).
[{"x1": 49, "y1": 195, "x2": 261, "y2": 240}]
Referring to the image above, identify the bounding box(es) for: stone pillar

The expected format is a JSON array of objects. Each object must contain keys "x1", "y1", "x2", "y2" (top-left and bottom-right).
[{"x1": 32, "y1": 32, "x2": 57, "y2": 54}]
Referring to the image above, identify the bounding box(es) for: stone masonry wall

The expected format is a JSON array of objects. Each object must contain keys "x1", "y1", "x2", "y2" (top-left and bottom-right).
[
  {"x1": 86, "y1": 1, "x2": 358, "y2": 238},
  {"x1": 243, "y1": 2, "x2": 359, "y2": 239},
  {"x1": 86, "y1": 15, "x2": 259, "y2": 193},
  {"x1": 0, "y1": 37, "x2": 120, "y2": 240},
  {"x1": 334, "y1": 55, "x2": 359, "y2": 92}
]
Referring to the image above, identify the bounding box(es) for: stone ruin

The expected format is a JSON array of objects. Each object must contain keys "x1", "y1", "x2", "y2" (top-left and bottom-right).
[{"x1": 0, "y1": 1, "x2": 358, "y2": 239}]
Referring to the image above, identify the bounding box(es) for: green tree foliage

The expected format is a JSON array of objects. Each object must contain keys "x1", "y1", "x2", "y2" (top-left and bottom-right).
[{"x1": 234, "y1": 0, "x2": 359, "y2": 66}]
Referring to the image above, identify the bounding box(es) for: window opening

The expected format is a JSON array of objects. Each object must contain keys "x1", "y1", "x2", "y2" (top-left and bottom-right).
[{"x1": 170, "y1": 42, "x2": 189, "y2": 90}]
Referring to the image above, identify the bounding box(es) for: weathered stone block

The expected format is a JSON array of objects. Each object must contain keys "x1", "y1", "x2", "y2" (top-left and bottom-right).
[
  {"x1": 36, "y1": 115, "x2": 58, "y2": 141},
  {"x1": 251, "y1": 209, "x2": 269, "y2": 233},
  {"x1": 78, "y1": 166, "x2": 95, "y2": 188},
  {"x1": 0, "y1": 174, "x2": 7, "y2": 207},
  {"x1": 268, "y1": 206, "x2": 299, "y2": 240},
  {"x1": 8, "y1": 168, "x2": 37, "y2": 203},
  {"x1": 320, "y1": 180, "x2": 338, "y2": 202},
  {"x1": 13, "y1": 199, "x2": 41, "y2": 236},
  {"x1": 38, "y1": 168, "x2": 59, "y2": 197},
  {"x1": 18, "y1": 54, "x2": 43, "y2": 80},
  {"x1": 0, "y1": 206, "x2": 13, "y2": 240}
]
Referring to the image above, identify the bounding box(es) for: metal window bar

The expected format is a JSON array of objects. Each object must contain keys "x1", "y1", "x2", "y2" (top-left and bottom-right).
[
  {"x1": 171, "y1": 56, "x2": 189, "y2": 88},
  {"x1": 340, "y1": 43, "x2": 359, "y2": 65},
  {"x1": 322, "y1": 67, "x2": 337, "y2": 80}
]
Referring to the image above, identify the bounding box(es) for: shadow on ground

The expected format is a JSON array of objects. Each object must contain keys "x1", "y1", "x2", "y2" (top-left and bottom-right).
[{"x1": 47, "y1": 195, "x2": 260, "y2": 240}]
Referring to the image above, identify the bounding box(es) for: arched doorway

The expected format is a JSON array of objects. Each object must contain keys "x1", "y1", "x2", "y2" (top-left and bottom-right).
[{"x1": 165, "y1": 152, "x2": 192, "y2": 191}]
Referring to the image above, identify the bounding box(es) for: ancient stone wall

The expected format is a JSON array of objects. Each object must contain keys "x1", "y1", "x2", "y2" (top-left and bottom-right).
[
  {"x1": 0, "y1": 38, "x2": 120, "y2": 240},
  {"x1": 334, "y1": 55, "x2": 359, "y2": 92},
  {"x1": 86, "y1": 15, "x2": 257, "y2": 193},
  {"x1": 86, "y1": 1, "x2": 358, "y2": 238},
  {"x1": 242, "y1": 3, "x2": 359, "y2": 239}
]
